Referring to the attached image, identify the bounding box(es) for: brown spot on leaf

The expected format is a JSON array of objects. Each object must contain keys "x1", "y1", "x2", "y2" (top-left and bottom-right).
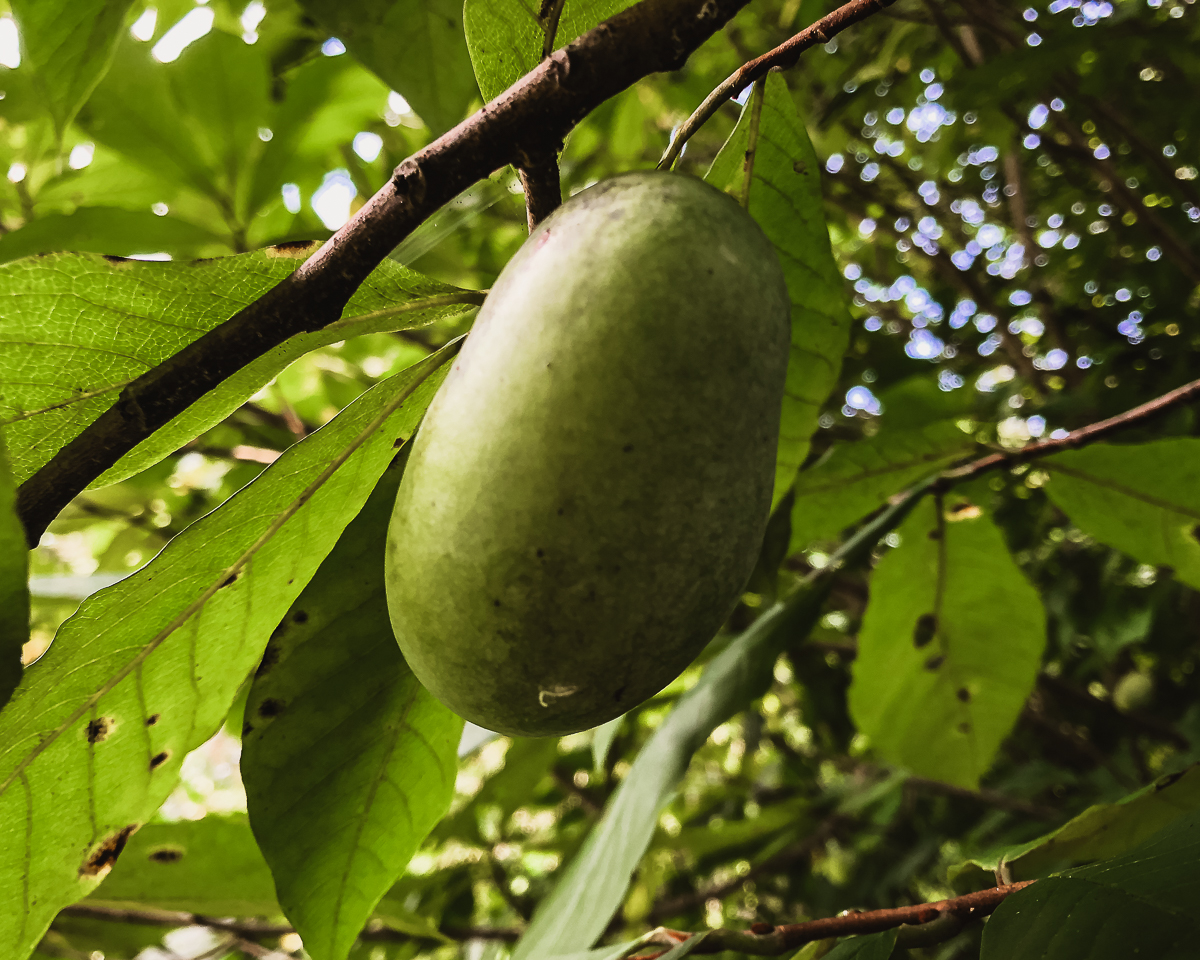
[
  {"x1": 148, "y1": 846, "x2": 184, "y2": 863},
  {"x1": 536, "y1": 549, "x2": 544, "y2": 558},
  {"x1": 267, "y1": 240, "x2": 319, "y2": 258},
  {"x1": 613, "y1": 685, "x2": 626, "y2": 702},
  {"x1": 958, "y1": 721, "x2": 971, "y2": 734},
  {"x1": 256, "y1": 644, "x2": 280, "y2": 677},
  {"x1": 86, "y1": 717, "x2": 113, "y2": 744},
  {"x1": 622, "y1": 444, "x2": 633, "y2": 453},
  {"x1": 957, "y1": 687, "x2": 971, "y2": 702},
  {"x1": 219, "y1": 571, "x2": 240, "y2": 589},
  {"x1": 258, "y1": 698, "x2": 285, "y2": 718},
  {"x1": 924, "y1": 654, "x2": 945, "y2": 671},
  {"x1": 80, "y1": 825, "x2": 138, "y2": 878},
  {"x1": 150, "y1": 750, "x2": 171, "y2": 770},
  {"x1": 145, "y1": 714, "x2": 159, "y2": 726},
  {"x1": 293, "y1": 610, "x2": 308, "y2": 624},
  {"x1": 913, "y1": 614, "x2": 937, "y2": 648},
  {"x1": 1155, "y1": 770, "x2": 1185, "y2": 790},
  {"x1": 101, "y1": 254, "x2": 133, "y2": 265},
  {"x1": 946, "y1": 501, "x2": 982, "y2": 521},
  {"x1": 793, "y1": 161, "x2": 808, "y2": 175}
]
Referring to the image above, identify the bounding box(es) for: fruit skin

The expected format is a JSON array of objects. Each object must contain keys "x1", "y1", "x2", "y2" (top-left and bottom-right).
[{"x1": 385, "y1": 171, "x2": 790, "y2": 737}]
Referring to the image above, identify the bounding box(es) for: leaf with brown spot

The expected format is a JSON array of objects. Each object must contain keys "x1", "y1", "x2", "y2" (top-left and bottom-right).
[
  {"x1": 243, "y1": 453, "x2": 462, "y2": 960},
  {"x1": 0, "y1": 349, "x2": 455, "y2": 956},
  {"x1": 850, "y1": 497, "x2": 1045, "y2": 789}
]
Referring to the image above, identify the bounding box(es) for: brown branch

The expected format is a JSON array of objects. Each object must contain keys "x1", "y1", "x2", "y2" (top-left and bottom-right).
[
  {"x1": 16, "y1": 0, "x2": 754, "y2": 546},
  {"x1": 939, "y1": 373, "x2": 1200, "y2": 486},
  {"x1": 517, "y1": 148, "x2": 564, "y2": 231},
  {"x1": 650, "y1": 882, "x2": 1035, "y2": 954},
  {"x1": 56, "y1": 902, "x2": 522, "y2": 943},
  {"x1": 657, "y1": 0, "x2": 900, "y2": 169}
]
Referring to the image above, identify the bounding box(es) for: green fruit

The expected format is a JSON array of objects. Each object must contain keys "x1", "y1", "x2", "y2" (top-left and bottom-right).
[{"x1": 385, "y1": 171, "x2": 790, "y2": 736}]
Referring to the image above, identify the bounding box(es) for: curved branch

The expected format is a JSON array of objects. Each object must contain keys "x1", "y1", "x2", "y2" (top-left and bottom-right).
[
  {"x1": 657, "y1": 0, "x2": 899, "y2": 170},
  {"x1": 16, "y1": 0, "x2": 753, "y2": 545}
]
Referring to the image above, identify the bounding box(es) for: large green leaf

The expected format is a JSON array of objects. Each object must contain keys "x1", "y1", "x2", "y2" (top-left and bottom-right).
[
  {"x1": 463, "y1": 0, "x2": 634, "y2": 102},
  {"x1": 0, "y1": 347, "x2": 454, "y2": 958},
  {"x1": 89, "y1": 815, "x2": 280, "y2": 916},
  {"x1": 956, "y1": 764, "x2": 1200, "y2": 884},
  {"x1": 1042, "y1": 440, "x2": 1200, "y2": 589},
  {"x1": 705, "y1": 72, "x2": 852, "y2": 506},
  {"x1": 511, "y1": 590, "x2": 828, "y2": 960},
  {"x1": 9, "y1": 0, "x2": 135, "y2": 138},
  {"x1": 981, "y1": 812, "x2": 1200, "y2": 960},
  {"x1": 299, "y1": 0, "x2": 478, "y2": 133},
  {"x1": 0, "y1": 430, "x2": 28, "y2": 711},
  {"x1": 243, "y1": 454, "x2": 462, "y2": 960},
  {"x1": 0, "y1": 246, "x2": 479, "y2": 487},
  {"x1": 848, "y1": 497, "x2": 1046, "y2": 788},
  {"x1": 789, "y1": 421, "x2": 974, "y2": 552}
]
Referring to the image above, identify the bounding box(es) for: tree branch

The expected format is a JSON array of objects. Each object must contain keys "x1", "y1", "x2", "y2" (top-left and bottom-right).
[
  {"x1": 517, "y1": 148, "x2": 564, "y2": 231},
  {"x1": 644, "y1": 882, "x2": 1034, "y2": 954},
  {"x1": 16, "y1": 0, "x2": 753, "y2": 546},
  {"x1": 657, "y1": 0, "x2": 900, "y2": 170},
  {"x1": 56, "y1": 903, "x2": 522, "y2": 943}
]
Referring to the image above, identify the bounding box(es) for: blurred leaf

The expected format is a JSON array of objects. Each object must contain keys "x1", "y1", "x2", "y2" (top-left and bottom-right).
[
  {"x1": 0, "y1": 206, "x2": 224, "y2": 263},
  {"x1": 981, "y1": 812, "x2": 1200, "y2": 960},
  {"x1": 1043, "y1": 440, "x2": 1200, "y2": 589},
  {"x1": 511, "y1": 588, "x2": 827, "y2": 960},
  {"x1": 849, "y1": 497, "x2": 1046, "y2": 788},
  {"x1": 78, "y1": 31, "x2": 271, "y2": 228},
  {"x1": 9, "y1": 0, "x2": 135, "y2": 137},
  {"x1": 299, "y1": 0, "x2": 478, "y2": 133},
  {"x1": 956, "y1": 763, "x2": 1200, "y2": 883},
  {"x1": 0, "y1": 430, "x2": 27, "y2": 711},
  {"x1": 0, "y1": 246, "x2": 478, "y2": 487},
  {"x1": 243, "y1": 454, "x2": 462, "y2": 960},
  {"x1": 0, "y1": 347, "x2": 454, "y2": 958},
  {"x1": 247, "y1": 55, "x2": 391, "y2": 217},
  {"x1": 463, "y1": 0, "x2": 633, "y2": 102},
  {"x1": 706, "y1": 72, "x2": 851, "y2": 506},
  {"x1": 789, "y1": 421, "x2": 973, "y2": 553},
  {"x1": 824, "y1": 930, "x2": 898, "y2": 960},
  {"x1": 89, "y1": 815, "x2": 280, "y2": 915},
  {"x1": 592, "y1": 715, "x2": 623, "y2": 772}
]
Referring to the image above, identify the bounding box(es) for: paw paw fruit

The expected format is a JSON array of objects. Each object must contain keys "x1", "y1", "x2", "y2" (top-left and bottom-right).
[{"x1": 385, "y1": 171, "x2": 790, "y2": 736}]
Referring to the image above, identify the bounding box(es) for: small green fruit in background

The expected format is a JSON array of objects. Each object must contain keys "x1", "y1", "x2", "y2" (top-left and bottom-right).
[{"x1": 385, "y1": 171, "x2": 790, "y2": 736}]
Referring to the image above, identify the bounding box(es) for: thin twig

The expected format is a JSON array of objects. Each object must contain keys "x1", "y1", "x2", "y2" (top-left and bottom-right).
[
  {"x1": 517, "y1": 149, "x2": 564, "y2": 231},
  {"x1": 57, "y1": 902, "x2": 523, "y2": 943},
  {"x1": 651, "y1": 882, "x2": 1035, "y2": 954},
  {"x1": 657, "y1": 0, "x2": 899, "y2": 170}
]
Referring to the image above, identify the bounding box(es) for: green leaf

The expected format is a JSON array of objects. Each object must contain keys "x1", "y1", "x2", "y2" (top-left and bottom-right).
[
  {"x1": 848, "y1": 497, "x2": 1046, "y2": 788},
  {"x1": 463, "y1": 0, "x2": 633, "y2": 103},
  {"x1": 824, "y1": 930, "x2": 898, "y2": 960},
  {"x1": 9, "y1": 0, "x2": 135, "y2": 137},
  {"x1": 705, "y1": 72, "x2": 852, "y2": 506},
  {"x1": 981, "y1": 812, "x2": 1200, "y2": 960},
  {"x1": 0, "y1": 347, "x2": 454, "y2": 958},
  {"x1": 592, "y1": 715, "x2": 623, "y2": 772},
  {"x1": 789, "y1": 421, "x2": 974, "y2": 553},
  {"x1": 0, "y1": 247, "x2": 479, "y2": 487},
  {"x1": 89, "y1": 814, "x2": 280, "y2": 916},
  {"x1": 243, "y1": 453, "x2": 463, "y2": 960},
  {"x1": 1042, "y1": 440, "x2": 1200, "y2": 589},
  {"x1": 511, "y1": 590, "x2": 827, "y2": 960},
  {"x1": 0, "y1": 206, "x2": 224, "y2": 264},
  {"x1": 298, "y1": 0, "x2": 478, "y2": 133},
  {"x1": 0, "y1": 430, "x2": 28, "y2": 711},
  {"x1": 957, "y1": 763, "x2": 1200, "y2": 883}
]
